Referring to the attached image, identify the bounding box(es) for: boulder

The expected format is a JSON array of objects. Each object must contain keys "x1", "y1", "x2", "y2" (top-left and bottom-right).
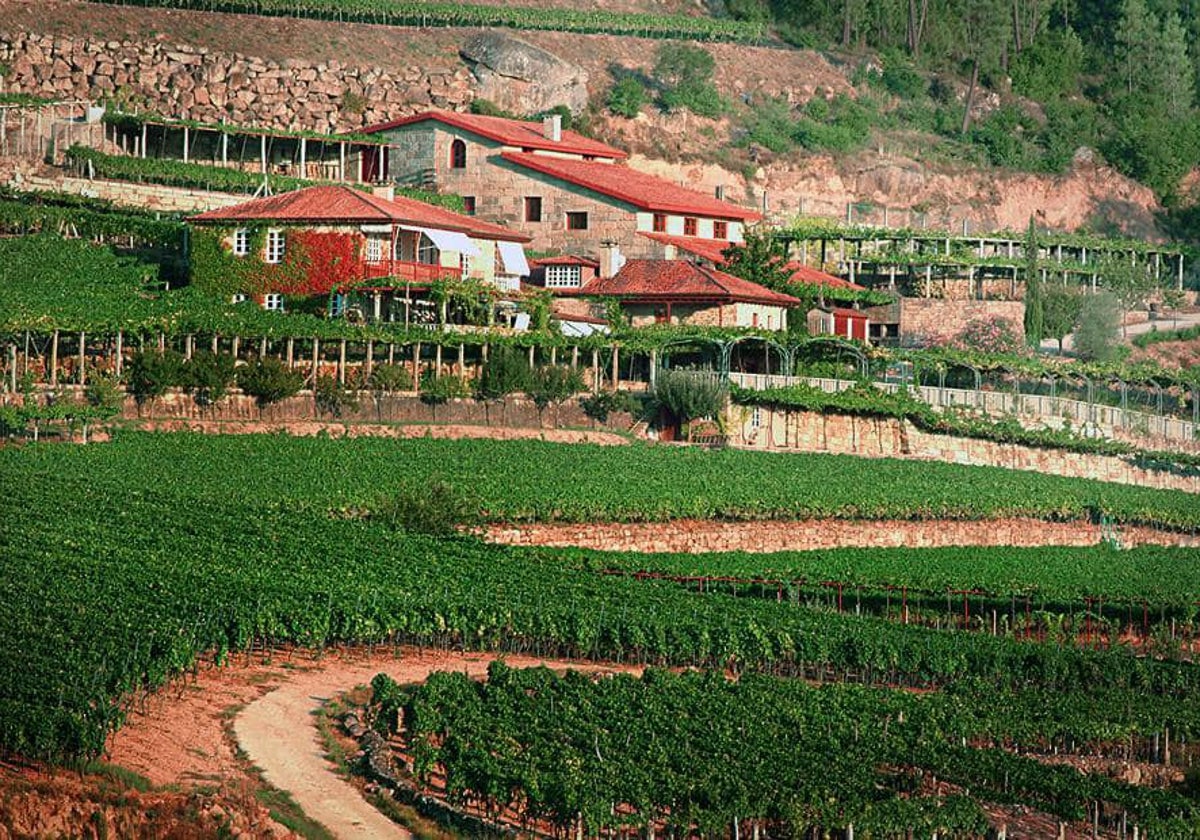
[{"x1": 459, "y1": 31, "x2": 588, "y2": 116}]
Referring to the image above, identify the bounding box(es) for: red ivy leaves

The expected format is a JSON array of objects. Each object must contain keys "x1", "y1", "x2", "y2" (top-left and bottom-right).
[{"x1": 250, "y1": 230, "x2": 364, "y2": 297}]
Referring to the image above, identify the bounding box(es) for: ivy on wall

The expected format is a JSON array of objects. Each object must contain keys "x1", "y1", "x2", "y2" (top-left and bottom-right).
[{"x1": 189, "y1": 226, "x2": 364, "y2": 300}]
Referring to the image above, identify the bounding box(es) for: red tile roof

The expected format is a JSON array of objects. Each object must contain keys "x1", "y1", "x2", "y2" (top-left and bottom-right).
[
  {"x1": 638, "y1": 232, "x2": 737, "y2": 264},
  {"x1": 190, "y1": 185, "x2": 529, "y2": 242},
  {"x1": 581, "y1": 260, "x2": 802, "y2": 308},
  {"x1": 785, "y1": 262, "x2": 865, "y2": 290},
  {"x1": 360, "y1": 110, "x2": 626, "y2": 159},
  {"x1": 501, "y1": 152, "x2": 762, "y2": 221},
  {"x1": 531, "y1": 255, "x2": 600, "y2": 268}
]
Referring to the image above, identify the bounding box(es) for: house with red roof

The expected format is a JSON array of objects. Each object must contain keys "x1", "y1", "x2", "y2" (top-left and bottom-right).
[
  {"x1": 189, "y1": 184, "x2": 531, "y2": 324},
  {"x1": 358, "y1": 110, "x2": 761, "y2": 257},
  {"x1": 557, "y1": 259, "x2": 802, "y2": 330}
]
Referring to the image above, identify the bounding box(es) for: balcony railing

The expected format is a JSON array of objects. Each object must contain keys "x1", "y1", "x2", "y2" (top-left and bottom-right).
[{"x1": 360, "y1": 259, "x2": 462, "y2": 285}]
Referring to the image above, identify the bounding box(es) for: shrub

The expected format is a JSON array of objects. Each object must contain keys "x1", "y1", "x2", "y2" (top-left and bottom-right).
[
  {"x1": 182, "y1": 350, "x2": 236, "y2": 407},
  {"x1": 580, "y1": 390, "x2": 640, "y2": 423},
  {"x1": 652, "y1": 369, "x2": 728, "y2": 425},
  {"x1": 84, "y1": 373, "x2": 124, "y2": 416},
  {"x1": 314, "y1": 373, "x2": 360, "y2": 418},
  {"x1": 368, "y1": 363, "x2": 414, "y2": 394},
  {"x1": 1074, "y1": 292, "x2": 1122, "y2": 362},
  {"x1": 236, "y1": 357, "x2": 304, "y2": 407},
  {"x1": 371, "y1": 479, "x2": 480, "y2": 536},
  {"x1": 607, "y1": 76, "x2": 648, "y2": 118},
  {"x1": 741, "y1": 98, "x2": 798, "y2": 154},
  {"x1": 419, "y1": 372, "x2": 471, "y2": 406},
  {"x1": 653, "y1": 43, "x2": 724, "y2": 118},
  {"x1": 528, "y1": 365, "x2": 585, "y2": 413},
  {"x1": 476, "y1": 346, "x2": 532, "y2": 401},
  {"x1": 950, "y1": 316, "x2": 1025, "y2": 355},
  {"x1": 881, "y1": 63, "x2": 928, "y2": 99},
  {"x1": 125, "y1": 348, "x2": 184, "y2": 406}
]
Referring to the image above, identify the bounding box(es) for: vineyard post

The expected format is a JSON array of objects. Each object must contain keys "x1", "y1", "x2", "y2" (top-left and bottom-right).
[
  {"x1": 231, "y1": 335, "x2": 239, "y2": 359},
  {"x1": 611, "y1": 345, "x2": 619, "y2": 389},
  {"x1": 114, "y1": 330, "x2": 123, "y2": 377},
  {"x1": 592, "y1": 348, "x2": 600, "y2": 393},
  {"x1": 7, "y1": 343, "x2": 15, "y2": 392},
  {"x1": 412, "y1": 342, "x2": 421, "y2": 384},
  {"x1": 528, "y1": 345, "x2": 535, "y2": 368},
  {"x1": 211, "y1": 333, "x2": 219, "y2": 353},
  {"x1": 50, "y1": 329, "x2": 59, "y2": 387},
  {"x1": 286, "y1": 337, "x2": 294, "y2": 367},
  {"x1": 311, "y1": 337, "x2": 320, "y2": 383},
  {"x1": 365, "y1": 339, "x2": 374, "y2": 378},
  {"x1": 435, "y1": 344, "x2": 444, "y2": 379},
  {"x1": 338, "y1": 339, "x2": 347, "y2": 384},
  {"x1": 457, "y1": 343, "x2": 465, "y2": 376},
  {"x1": 184, "y1": 334, "x2": 193, "y2": 360},
  {"x1": 571, "y1": 345, "x2": 579, "y2": 368},
  {"x1": 550, "y1": 346, "x2": 557, "y2": 366},
  {"x1": 77, "y1": 331, "x2": 85, "y2": 385},
  {"x1": 387, "y1": 342, "x2": 395, "y2": 366},
  {"x1": 259, "y1": 337, "x2": 268, "y2": 358}
]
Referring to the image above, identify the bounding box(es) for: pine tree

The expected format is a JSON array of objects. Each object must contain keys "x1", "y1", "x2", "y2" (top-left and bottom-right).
[
  {"x1": 1157, "y1": 12, "x2": 1195, "y2": 119},
  {"x1": 1114, "y1": 0, "x2": 1158, "y2": 97}
]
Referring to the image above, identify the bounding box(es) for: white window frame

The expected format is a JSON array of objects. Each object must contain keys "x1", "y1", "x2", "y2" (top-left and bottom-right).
[
  {"x1": 365, "y1": 237, "x2": 384, "y2": 263},
  {"x1": 230, "y1": 292, "x2": 247, "y2": 304},
  {"x1": 750, "y1": 406, "x2": 762, "y2": 429},
  {"x1": 459, "y1": 252, "x2": 472, "y2": 278},
  {"x1": 263, "y1": 293, "x2": 285, "y2": 311},
  {"x1": 265, "y1": 229, "x2": 286, "y2": 264},
  {"x1": 232, "y1": 228, "x2": 250, "y2": 257},
  {"x1": 544, "y1": 264, "x2": 582, "y2": 288}
]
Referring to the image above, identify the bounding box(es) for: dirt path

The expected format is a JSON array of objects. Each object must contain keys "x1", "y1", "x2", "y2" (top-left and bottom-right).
[{"x1": 230, "y1": 651, "x2": 629, "y2": 840}]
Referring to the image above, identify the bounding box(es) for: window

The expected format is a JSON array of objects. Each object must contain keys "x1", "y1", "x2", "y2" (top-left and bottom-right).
[
  {"x1": 544, "y1": 265, "x2": 582, "y2": 288},
  {"x1": 652, "y1": 213, "x2": 667, "y2": 233},
  {"x1": 524, "y1": 196, "x2": 543, "y2": 223},
  {"x1": 265, "y1": 229, "x2": 285, "y2": 264},
  {"x1": 449, "y1": 138, "x2": 467, "y2": 169},
  {"x1": 230, "y1": 293, "x2": 247, "y2": 304},
  {"x1": 263, "y1": 293, "x2": 284, "y2": 311},
  {"x1": 460, "y1": 252, "x2": 472, "y2": 278},
  {"x1": 750, "y1": 406, "x2": 762, "y2": 429},
  {"x1": 462, "y1": 196, "x2": 476, "y2": 216},
  {"x1": 713, "y1": 221, "x2": 728, "y2": 240},
  {"x1": 566, "y1": 211, "x2": 588, "y2": 231},
  {"x1": 683, "y1": 217, "x2": 698, "y2": 236},
  {"x1": 416, "y1": 233, "x2": 439, "y2": 265},
  {"x1": 232, "y1": 228, "x2": 250, "y2": 256},
  {"x1": 365, "y1": 237, "x2": 384, "y2": 263}
]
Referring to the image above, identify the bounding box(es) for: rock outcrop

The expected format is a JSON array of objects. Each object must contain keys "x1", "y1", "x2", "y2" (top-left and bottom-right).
[{"x1": 460, "y1": 31, "x2": 589, "y2": 115}]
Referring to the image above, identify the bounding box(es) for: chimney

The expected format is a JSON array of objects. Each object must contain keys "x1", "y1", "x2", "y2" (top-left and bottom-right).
[
  {"x1": 371, "y1": 184, "x2": 395, "y2": 202},
  {"x1": 598, "y1": 241, "x2": 623, "y2": 279},
  {"x1": 542, "y1": 114, "x2": 562, "y2": 143}
]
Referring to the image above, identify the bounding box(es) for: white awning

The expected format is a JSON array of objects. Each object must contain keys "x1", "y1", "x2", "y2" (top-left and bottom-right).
[
  {"x1": 400, "y1": 225, "x2": 480, "y2": 257},
  {"x1": 496, "y1": 240, "x2": 531, "y2": 276}
]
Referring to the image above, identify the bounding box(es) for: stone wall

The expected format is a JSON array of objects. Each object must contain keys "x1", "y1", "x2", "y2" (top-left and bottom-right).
[
  {"x1": 124, "y1": 390, "x2": 631, "y2": 432},
  {"x1": 732, "y1": 407, "x2": 1200, "y2": 494},
  {"x1": 23, "y1": 173, "x2": 244, "y2": 213},
  {"x1": 899, "y1": 298, "x2": 1026, "y2": 344},
  {"x1": 488, "y1": 517, "x2": 1200, "y2": 553},
  {"x1": 0, "y1": 30, "x2": 474, "y2": 134}
]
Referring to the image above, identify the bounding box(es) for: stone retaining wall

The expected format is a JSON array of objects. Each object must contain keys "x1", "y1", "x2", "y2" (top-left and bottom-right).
[
  {"x1": 0, "y1": 30, "x2": 473, "y2": 133},
  {"x1": 24, "y1": 174, "x2": 244, "y2": 213},
  {"x1": 734, "y1": 408, "x2": 1200, "y2": 494},
  {"x1": 488, "y1": 518, "x2": 1200, "y2": 553}
]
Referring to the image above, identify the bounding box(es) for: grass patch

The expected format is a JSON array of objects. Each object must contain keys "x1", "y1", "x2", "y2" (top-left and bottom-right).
[
  {"x1": 72, "y1": 760, "x2": 154, "y2": 793},
  {"x1": 255, "y1": 787, "x2": 336, "y2": 840}
]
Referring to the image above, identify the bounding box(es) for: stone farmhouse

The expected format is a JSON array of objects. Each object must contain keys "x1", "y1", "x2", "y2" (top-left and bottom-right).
[
  {"x1": 540, "y1": 257, "x2": 803, "y2": 330},
  {"x1": 190, "y1": 185, "x2": 531, "y2": 325},
  {"x1": 358, "y1": 110, "x2": 761, "y2": 257}
]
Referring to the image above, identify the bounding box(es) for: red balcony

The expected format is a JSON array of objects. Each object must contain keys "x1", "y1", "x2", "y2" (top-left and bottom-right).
[{"x1": 360, "y1": 259, "x2": 462, "y2": 285}]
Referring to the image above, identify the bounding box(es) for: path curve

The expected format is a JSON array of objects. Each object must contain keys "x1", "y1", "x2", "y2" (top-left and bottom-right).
[{"x1": 233, "y1": 651, "x2": 621, "y2": 840}]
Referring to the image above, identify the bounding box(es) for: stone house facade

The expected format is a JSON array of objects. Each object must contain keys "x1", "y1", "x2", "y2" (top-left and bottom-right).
[{"x1": 361, "y1": 110, "x2": 761, "y2": 259}]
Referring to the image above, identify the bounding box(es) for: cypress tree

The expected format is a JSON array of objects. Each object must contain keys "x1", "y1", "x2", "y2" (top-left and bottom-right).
[{"x1": 1023, "y1": 217, "x2": 1044, "y2": 348}]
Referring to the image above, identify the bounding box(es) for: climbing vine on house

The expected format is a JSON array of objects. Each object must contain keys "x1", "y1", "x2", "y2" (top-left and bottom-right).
[{"x1": 189, "y1": 227, "x2": 363, "y2": 300}]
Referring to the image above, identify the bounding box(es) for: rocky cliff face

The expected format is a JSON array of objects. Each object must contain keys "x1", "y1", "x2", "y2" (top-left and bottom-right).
[{"x1": 0, "y1": 27, "x2": 1166, "y2": 236}]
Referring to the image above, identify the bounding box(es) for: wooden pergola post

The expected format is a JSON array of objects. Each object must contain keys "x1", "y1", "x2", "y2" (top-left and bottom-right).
[
  {"x1": 115, "y1": 330, "x2": 123, "y2": 377},
  {"x1": 77, "y1": 330, "x2": 86, "y2": 384},
  {"x1": 610, "y1": 345, "x2": 619, "y2": 389},
  {"x1": 50, "y1": 329, "x2": 59, "y2": 387},
  {"x1": 412, "y1": 342, "x2": 421, "y2": 384},
  {"x1": 435, "y1": 343, "x2": 443, "y2": 379},
  {"x1": 311, "y1": 338, "x2": 320, "y2": 382},
  {"x1": 338, "y1": 339, "x2": 347, "y2": 384},
  {"x1": 591, "y1": 348, "x2": 600, "y2": 393},
  {"x1": 286, "y1": 337, "x2": 294, "y2": 367},
  {"x1": 365, "y1": 339, "x2": 374, "y2": 378}
]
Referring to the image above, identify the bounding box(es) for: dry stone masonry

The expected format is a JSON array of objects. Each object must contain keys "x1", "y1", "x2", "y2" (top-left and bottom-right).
[{"x1": 0, "y1": 30, "x2": 476, "y2": 133}]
